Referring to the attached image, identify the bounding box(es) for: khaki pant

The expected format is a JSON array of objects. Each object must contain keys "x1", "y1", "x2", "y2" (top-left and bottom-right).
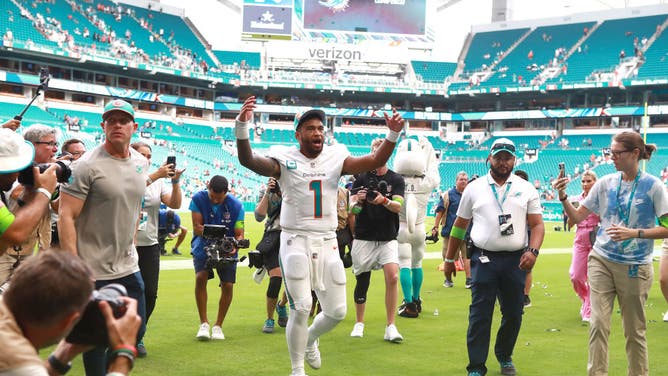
[{"x1": 587, "y1": 251, "x2": 652, "y2": 376}]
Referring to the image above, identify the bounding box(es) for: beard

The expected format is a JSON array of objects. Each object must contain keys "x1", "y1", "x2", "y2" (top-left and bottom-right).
[{"x1": 490, "y1": 164, "x2": 512, "y2": 181}]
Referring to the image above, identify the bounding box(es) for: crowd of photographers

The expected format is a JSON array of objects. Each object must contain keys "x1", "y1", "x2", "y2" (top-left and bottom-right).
[{"x1": 0, "y1": 114, "x2": 143, "y2": 376}]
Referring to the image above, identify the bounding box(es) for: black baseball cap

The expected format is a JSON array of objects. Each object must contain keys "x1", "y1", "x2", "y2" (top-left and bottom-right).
[{"x1": 294, "y1": 109, "x2": 326, "y2": 130}]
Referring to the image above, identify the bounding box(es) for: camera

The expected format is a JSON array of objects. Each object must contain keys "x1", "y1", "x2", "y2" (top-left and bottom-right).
[
  {"x1": 247, "y1": 250, "x2": 263, "y2": 269},
  {"x1": 364, "y1": 179, "x2": 388, "y2": 201},
  {"x1": 269, "y1": 179, "x2": 281, "y2": 194},
  {"x1": 202, "y1": 225, "x2": 250, "y2": 268},
  {"x1": 66, "y1": 284, "x2": 128, "y2": 346},
  {"x1": 18, "y1": 160, "x2": 72, "y2": 187},
  {"x1": 425, "y1": 233, "x2": 439, "y2": 243}
]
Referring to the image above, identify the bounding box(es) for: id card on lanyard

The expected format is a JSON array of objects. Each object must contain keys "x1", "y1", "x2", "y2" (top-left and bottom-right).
[{"x1": 489, "y1": 176, "x2": 513, "y2": 237}]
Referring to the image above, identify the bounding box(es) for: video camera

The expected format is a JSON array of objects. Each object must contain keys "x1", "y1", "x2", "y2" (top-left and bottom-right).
[
  {"x1": 17, "y1": 160, "x2": 72, "y2": 187},
  {"x1": 66, "y1": 284, "x2": 128, "y2": 346},
  {"x1": 352, "y1": 177, "x2": 389, "y2": 202},
  {"x1": 203, "y1": 224, "x2": 249, "y2": 268}
]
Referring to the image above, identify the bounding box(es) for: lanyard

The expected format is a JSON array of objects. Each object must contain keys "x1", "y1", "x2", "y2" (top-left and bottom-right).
[
  {"x1": 489, "y1": 176, "x2": 512, "y2": 213},
  {"x1": 616, "y1": 171, "x2": 640, "y2": 226}
]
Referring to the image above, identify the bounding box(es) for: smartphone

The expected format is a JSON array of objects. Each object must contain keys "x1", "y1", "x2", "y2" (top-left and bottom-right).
[
  {"x1": 166, "y1": 156, "x2": 176, "y2": 177},
  {"x1": 558, "y1": 162, "x2": 565, "y2": 179}
]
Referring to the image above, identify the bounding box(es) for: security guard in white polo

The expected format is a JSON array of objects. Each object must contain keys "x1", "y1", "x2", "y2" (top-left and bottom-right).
[{"x1": 443, "y1": 137, "x2": 544, "y2": 376}]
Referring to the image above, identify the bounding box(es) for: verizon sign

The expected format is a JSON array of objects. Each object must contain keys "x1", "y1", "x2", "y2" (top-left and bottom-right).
[{"x1": 266, "y1": 42, "x2": 407, "y2": 64}]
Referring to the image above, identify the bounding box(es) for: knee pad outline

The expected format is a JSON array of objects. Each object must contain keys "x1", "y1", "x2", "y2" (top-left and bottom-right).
[
  {"x1": 267, "y1": 276, "x2": 282, "y2": 299},
  {"x1": 353, "y1": 272, "x2": 371, "y2": 304}
]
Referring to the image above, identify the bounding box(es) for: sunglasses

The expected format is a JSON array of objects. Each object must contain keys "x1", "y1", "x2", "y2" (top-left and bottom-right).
[{"x1": 491, "y1": 143, "x2": 516, "y2": 153}]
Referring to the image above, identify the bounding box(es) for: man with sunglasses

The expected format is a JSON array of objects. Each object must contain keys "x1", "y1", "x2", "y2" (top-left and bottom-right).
[{"x1": 444, "y1": 138, "x2": 544, "y2": 376}]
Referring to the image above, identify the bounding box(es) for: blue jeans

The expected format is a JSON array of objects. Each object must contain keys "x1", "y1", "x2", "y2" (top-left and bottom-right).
[
  {"x1": 83, "y1": 272, "x2": 146, "y2": 376},
  {"x1": 466, "y1": 248, "x2": 525, "y2": 375}
]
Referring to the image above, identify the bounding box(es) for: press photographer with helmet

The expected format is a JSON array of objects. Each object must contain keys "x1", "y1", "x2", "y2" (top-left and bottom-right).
[
  {"x1": 0, "y1": 128, "x2": 57, "y2": 269},
  {"x1": 189, "y1": 175, "x2": 245, "y2": 341},
  {"x1": 0, "y1": 251, "x2": 141, "y2": 376}
]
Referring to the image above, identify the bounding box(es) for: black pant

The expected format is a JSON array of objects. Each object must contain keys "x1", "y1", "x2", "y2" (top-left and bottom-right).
[{"x1": 137, "y1": 243, "x2": 161, "y2": 322}]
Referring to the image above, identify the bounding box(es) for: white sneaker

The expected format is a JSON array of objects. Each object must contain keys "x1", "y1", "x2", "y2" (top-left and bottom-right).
[
  {"x1": 304, "y1": 339, "x2": 321, "y2": 369},
  {"x1": 350, "y1": 322, "x2": 365, "y2": 337},
  {"x1": 289, "y1": 369, "x2": 307, "y2": 376},
  {"x1": 384, "y1": 324, "x2": 403, "y2": 343},
  {"x1": 196, "y1": 322, "x2": 210, "y2": 341},
  {"x1": 663, "y1": 311, "x2": 668, "y2": 322},
  {"x1": 211, "y1": 325, "x2": 225, "y2": 340}
]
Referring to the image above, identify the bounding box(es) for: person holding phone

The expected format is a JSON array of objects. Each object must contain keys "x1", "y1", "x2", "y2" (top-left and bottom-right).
[
  {"x1": 554, "y1": 131, "x2": 668, "y2": 376},
  {"x1": 130, "y1": 142, "x2": 184, "y2": 357}
]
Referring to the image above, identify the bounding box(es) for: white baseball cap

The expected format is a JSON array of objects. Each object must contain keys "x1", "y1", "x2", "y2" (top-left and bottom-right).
[{"x1": 0, "y1": 128, "x2": 35, "y2": 173}]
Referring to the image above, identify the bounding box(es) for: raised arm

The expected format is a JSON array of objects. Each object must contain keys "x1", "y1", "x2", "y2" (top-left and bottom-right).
[
  {"x1": 235, "y1": 96, "x2": 281, "y2": 178},
  {"x1": 342, "y1": 109, "x2": 404, "y2": 175},
  {"x1": 553, "y1": 177, "x2": 593, "y2": 224}
]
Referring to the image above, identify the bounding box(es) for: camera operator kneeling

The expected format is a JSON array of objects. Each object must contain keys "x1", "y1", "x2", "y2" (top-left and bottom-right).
[
  {"x1": 0, "y1": 251, "x2": 141, "y2": 376},
  {"x1": 189, "y1": 175, "x2": 246, "y2": 341}
]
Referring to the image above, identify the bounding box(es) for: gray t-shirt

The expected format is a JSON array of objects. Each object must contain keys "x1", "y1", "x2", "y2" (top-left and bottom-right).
[{"x1": 61, "y1": 145, "x2": 148, "y2": 280}]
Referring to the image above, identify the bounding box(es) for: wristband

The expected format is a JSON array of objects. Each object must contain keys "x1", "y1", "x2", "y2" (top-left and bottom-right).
[
  {"x1": 386, "y1": 129, "x2": 400, "y2": 143},
  {"x1": 112, "y1": 344, "x2": 138, "y2": 357},
  {"x1": 0, "y1": 206, "x2": 15, "y2": 235},
  {"x1": 36, "y1": 187, "x2": 52, "y2": 201},
  {"x1": 106, "y1": 373, "x2": 126, "y2": 376},
  {"x1": 525, "y1": 247, "x2": 540, "y2": 257},
  {"x1": 383, "y1": 197, "x2": 391, "y2": 207},
  {"x1": 450, "y1": 225, "x2": 466, "y2": 240},
  {"x1": 234, "y1": 117, "x2": 250, "y2": 140},
  {"x1": 109, "y1": 349, "x2": 135, "y2": 371},
  {"x1": 171, "y1": 178, "x2": 180, "y2": 184},
  {"x1": 444, "y1": 258, "x2": 455, "y2": 263},
  {"x1": 146, "y1": 176, "x2": 154, "y2": 185},
  {"x1": 559, "y1": 194, "x2": 568, "y2": 202},
  {"x1": 48, "y1": 354, "x2": 72, "y2": 375},
  {"x1": 638, "y1": 230, "x2": 644, "y2": 238}
]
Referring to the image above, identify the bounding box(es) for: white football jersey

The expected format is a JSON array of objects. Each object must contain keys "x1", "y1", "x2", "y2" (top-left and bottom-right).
[{"x1": 268, "y1": 143, "x2": 350, "y2": 236}]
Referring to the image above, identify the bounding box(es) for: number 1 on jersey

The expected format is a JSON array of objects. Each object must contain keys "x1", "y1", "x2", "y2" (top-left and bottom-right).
[{"x1": 309, "y1": 180, "x2": 323, "y2": 218}]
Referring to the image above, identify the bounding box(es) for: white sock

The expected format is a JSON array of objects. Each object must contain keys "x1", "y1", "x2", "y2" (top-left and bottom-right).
[
  {"x1": 287, "y1": 309, "x2": 309, "y2": 370},
  {"x1": 307, "y1": 312, "x2": 341, "y2": 346}
]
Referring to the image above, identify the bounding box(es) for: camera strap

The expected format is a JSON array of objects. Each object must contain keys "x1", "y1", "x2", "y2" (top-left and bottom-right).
[{"x1": 266, "y1": 201, "x2": 282, "y2": 229}]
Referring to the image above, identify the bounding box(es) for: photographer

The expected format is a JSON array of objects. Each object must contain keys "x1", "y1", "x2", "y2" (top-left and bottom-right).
[
  {"x1": 0, "y1": 129, "x2": 57, "y2": 282},
  {"x1": 157, "y1": 209, "x2": 188, "y2": 256},
  {"x1": 348, "y1": 138, "x2": 405, "y2": 342},
  {"x1": 0, "y1": 251, "x2": 141, "y2": 376},
  {"x1": 189, "y1": 175, "x2": 245, "y2": 341},
  {"x1": 254, "y1": 177, "x2": 289, "y2": 333}
]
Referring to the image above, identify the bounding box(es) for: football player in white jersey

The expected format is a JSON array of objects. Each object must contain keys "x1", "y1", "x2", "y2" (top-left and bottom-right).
[{"x1": 234, "y1": 96, "x2": 404, "y2": 376}]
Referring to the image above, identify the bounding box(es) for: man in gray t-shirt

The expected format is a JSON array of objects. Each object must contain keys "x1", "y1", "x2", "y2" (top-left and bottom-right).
[{"x1": 58, "y1": 99, "x2": 148, "y2": 375}]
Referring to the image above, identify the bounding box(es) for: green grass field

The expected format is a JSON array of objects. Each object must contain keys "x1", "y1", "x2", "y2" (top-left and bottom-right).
[{"x1": 57, "y1": 214, "x2": 668, "y2": 375}]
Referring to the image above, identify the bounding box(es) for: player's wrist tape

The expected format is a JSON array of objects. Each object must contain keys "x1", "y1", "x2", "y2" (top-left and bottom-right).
[
  {"x1": 234, "y1": 117, "x2": 250, "y2": 140},
  {"x1": 0, "y1": 206, "x2": 15, "y2": 235},
  {"x1": 450, "y1": 225, "x2": 466, "y2": 240},
  {"x1": 386, "y1": 130, "x2": 400, "y2": 143},
  {"x1": 36, "y1": 188, "x2": 52, "y2": 201}
]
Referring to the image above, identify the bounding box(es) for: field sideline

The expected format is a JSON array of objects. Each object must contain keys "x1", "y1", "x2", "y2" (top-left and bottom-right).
[{"x1": 51, "y1": 214, "x2": 668, "y2": 375}]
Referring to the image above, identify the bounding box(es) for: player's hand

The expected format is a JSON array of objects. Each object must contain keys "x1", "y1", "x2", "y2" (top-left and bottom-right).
[
  {"x1": 383, "y1": 108, "x2": 404, "y2": 133},
  {"x1": 239, "y1": 96, "x2": 256, "y2": 122},
  {"x1": 444, "y1": 260, "x2": 456, "y2": 278}
]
